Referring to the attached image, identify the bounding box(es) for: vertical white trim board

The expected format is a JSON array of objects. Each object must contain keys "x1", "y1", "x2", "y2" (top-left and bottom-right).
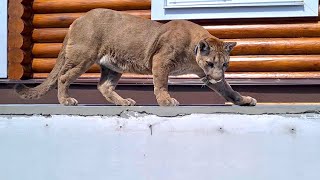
[{"x1": 0, "y1": 1, "x2": 7, "y2": 78}]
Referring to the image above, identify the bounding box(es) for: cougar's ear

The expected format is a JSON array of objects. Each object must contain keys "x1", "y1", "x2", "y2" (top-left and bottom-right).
[
  {"x1": 195, "y1": 39, "x2": 210, "y2": 56},
  {"x1": 224, "y1": 42, "x2": 237, "y2": 53},
  {"x1": 194, "y1": 45, "x2": 199, "y2": 55}
]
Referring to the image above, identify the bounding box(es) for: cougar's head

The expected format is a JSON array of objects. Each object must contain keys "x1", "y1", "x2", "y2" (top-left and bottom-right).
[{"x1": 194, "y1": 37, "x2": 237, "y2": 84}]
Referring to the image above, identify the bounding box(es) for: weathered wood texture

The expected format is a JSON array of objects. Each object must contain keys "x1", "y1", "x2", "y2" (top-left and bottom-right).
[{"x1": 8, "y1": 0, "x2": 34, "y2": 79}]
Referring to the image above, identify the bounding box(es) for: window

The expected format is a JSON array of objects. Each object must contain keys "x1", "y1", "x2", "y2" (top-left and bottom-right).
[
  {"x1": 0, "y1": 0, "x2": 7, "y2": 78},
  {"x1": 152, "y1": 0, "x2": 319, "y2": 20}
]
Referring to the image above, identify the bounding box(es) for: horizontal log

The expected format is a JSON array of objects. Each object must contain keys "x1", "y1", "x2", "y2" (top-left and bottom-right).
[
  {"x1": 229, "y1": 55, "x2": 320, "y2": 71},
  {"x1": 194, "y1": 17, "x2": 320, "y2": 26},
  {"x1": 33, "y1": 72, "x2": 320, "y2": 79},
  {"x1": 33, "y1": 58, "x2": 100, "y2": 73},
  {"x1": 32, "y1": 28, "x2": 68, "y2": 43},
  {"x1": 226, "y1": 72, "x2": 320, "y2": 79},
  {"x1": 33, "y1": 13, "x2": 82, "y2": 28},
  {"x1": 205, "y1": 22, "x2": 320, "y2": 38},
  {"x1": 33, "y1": 21, "x2": 320, "y2": 42},
  {"x1": 32, "y1": 73, "x2": 147, "y2": 79},
  {"x1": 33, "y1": 12, "x2": 320, "y2": 30},
  {"x1": 33, "y1": 0, "x2": 151, "y2": 13},
  {"x1": 194, "y1": 7, "x2": 320, "y2": 25},
  {"x1": 33, "y1": 10, "x2": 151, "y2": 28},
  {"x1": 32, "y1": 12, "x2": 320, "y2": 38},
  {"x1": 32, "y1": 55, "x2": 320, "y2": 73},
  {"x1": 32, "y1": 43, "x2": 61, "y2": 58},
  {"x1": 32, "y1": 72, "x2": 201, "y2": 79},
  {"x1": 32, "y1": 22, "x2": 320, "y2": 43},
  {"x1": 231, "y1": 38, "x2": 320, "y2": 55},
  {"x1": 32, "y1": 38, "x2": 320, "y2": 58}
]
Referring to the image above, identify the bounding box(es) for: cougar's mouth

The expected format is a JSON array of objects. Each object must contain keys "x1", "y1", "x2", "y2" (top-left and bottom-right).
[
  {"x1": 200, "y1": 76, "x2": 222, "y2": 85},
  {"x1": 209, "y1": 79, "x2": 222, "y2": 84}
]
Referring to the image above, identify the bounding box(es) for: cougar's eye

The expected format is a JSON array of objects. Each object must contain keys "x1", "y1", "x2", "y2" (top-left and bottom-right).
[{"x1": 207, "y1": 62, "x2": 214, "y2": 68}]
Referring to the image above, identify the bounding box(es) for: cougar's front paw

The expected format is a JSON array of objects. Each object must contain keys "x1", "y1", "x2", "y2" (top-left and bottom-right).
[
  {"x1": 117, "y1": 98, "x2": 136, "y2": 106},
  {"x1": 157, "y1": 97, "x2": 180, "y2": 106},
  {"x1": 237, "y1": 96, "x2": 257, "y2": 106},
  {"x1": 60, "y1": 97, "x2": 79, "y2": 106}
]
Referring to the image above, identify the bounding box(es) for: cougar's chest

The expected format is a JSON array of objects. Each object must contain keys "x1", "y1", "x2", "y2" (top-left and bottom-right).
[{"x1": 169, "y1": 62, "x2": 196, "y2": 76}]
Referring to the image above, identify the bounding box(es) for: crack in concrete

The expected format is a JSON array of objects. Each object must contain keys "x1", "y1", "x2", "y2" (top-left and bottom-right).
[
  {"x1": 149, "y1": 124, "x2": 153, "y2": 136},
  {"x1": 117, "y1": 110, "x2": 178, "y2": 135},
  {"x1": 1, "y1": 110, "x2": 319, "y2": 118},
  {"x1": 117, "y1": 109, "x2": 192, "y2": 118}
]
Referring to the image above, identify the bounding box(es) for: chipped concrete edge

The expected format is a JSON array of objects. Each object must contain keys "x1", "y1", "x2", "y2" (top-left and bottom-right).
[{"x1": 0, "y1": 105, "x2": 319, "y2": 117}]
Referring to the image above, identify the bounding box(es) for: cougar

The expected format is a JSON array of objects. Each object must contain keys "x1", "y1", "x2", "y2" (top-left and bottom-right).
[{"x1": 15, "y1": 9, "x2": 257, "y2": 106}]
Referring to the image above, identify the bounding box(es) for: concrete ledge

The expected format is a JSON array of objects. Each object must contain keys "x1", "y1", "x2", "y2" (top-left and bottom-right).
[{"x1": 0, "y1": 104, "x2": 319, "y2": 117}]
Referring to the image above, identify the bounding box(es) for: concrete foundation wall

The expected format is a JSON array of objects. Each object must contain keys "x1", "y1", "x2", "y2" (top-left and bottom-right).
[{"x1": 0, "y1": 113, "x2": 320, "y2": 180}]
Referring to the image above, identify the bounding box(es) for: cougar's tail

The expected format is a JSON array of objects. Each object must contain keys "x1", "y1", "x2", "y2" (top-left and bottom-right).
[{"x1": 15, "y1": 34, "x2": 69, "y2": 99}]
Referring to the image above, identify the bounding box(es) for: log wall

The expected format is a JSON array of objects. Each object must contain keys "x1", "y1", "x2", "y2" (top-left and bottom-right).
[
  {"x1": 8, "y1": 0, "x2": 34, "y2": 79},
  {"x1": 7, "y1": 0, "x2": 320, "y2": 79}
]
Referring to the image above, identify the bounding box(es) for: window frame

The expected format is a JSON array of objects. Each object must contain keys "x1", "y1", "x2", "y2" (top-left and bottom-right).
[
  {"x1": 0, "y1": 0, "x2": 7, "y2": 78},
  {"x1": 151, "y1": 0, "x2": 319, "y2": 20}
]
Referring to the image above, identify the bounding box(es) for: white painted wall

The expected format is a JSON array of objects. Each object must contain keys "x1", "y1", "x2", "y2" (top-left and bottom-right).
[
  {"x1": 0, "y1": 0, "x2": 7, "y2": 78},
  {"x1": 0, "y1": 114, "x2": 320, "y2": 180}
]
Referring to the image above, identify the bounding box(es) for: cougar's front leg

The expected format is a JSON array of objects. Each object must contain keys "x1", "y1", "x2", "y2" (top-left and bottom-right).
[
  {"x1": 152, "y1": 58, "x2": 179, "y2": 106},
  {"x1": 98, "y1": 66, "x2": 136, "y2": 106},
  {"x1": 203, "y1": 78, "x2": 256, "y2": 106}
]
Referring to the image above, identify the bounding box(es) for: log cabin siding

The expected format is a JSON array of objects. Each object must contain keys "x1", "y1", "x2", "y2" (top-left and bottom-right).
[
  {"x1": 7, "y1": 0, "x2": 33, "y2": 79},
  {"x1": 7, "y1": 0, "x2": 320, "y2": 79}
]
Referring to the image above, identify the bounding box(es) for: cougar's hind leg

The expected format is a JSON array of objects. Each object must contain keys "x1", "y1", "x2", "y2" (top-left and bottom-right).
[
  {"x1": 58, "y1": 57, "x2": 95, "y2": 106},
  {"x1": 98, "y1": 66, "x2": 136, "y2": 106}
]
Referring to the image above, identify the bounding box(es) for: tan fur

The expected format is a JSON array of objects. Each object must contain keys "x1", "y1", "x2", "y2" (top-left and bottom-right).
[{"x1": 15, "y1": 9, "x2": 256, "y2": 106}]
